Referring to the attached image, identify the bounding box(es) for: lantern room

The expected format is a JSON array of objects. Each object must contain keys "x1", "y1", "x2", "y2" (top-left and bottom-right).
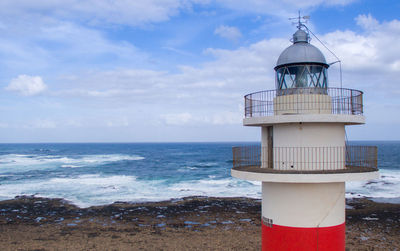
[{"x1": 275, "y1": 28, "x2": 329, "y2": 95}]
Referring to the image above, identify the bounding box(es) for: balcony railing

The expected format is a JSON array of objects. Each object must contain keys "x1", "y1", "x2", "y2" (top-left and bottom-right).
[
  {"x1": 244, "y1": 87, "x2": 363, "y2": 117},
  {"x1": 232, "y1": 145, "x2": 377, "y2": 173}
]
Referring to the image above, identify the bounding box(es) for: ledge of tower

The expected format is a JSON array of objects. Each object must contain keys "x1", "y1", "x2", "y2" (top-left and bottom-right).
[
  {"x1": 231, "y1": 167, "x2": 379, "y2": 183},
  {"x1": 243, "y1": 114, "x2": 365, "y2": 126}
]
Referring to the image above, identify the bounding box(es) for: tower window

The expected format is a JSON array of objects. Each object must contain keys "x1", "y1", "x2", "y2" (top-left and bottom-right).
[{"x1": 276, "y1": 64, "x2": 328, "y2": 90}]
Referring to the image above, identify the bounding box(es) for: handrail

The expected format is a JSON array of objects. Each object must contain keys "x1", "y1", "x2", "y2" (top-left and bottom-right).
[
  {"x1": 232, "y1": 145, "x2": 377, "y2": 172},
  {"x1": 244, "y1": 87, "x2": 363, "y2": 117}
]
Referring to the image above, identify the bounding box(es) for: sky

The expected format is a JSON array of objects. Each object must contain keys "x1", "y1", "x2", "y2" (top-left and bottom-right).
[{"x1": 0, "y1": 0, "x2": 399, "y2": 142}]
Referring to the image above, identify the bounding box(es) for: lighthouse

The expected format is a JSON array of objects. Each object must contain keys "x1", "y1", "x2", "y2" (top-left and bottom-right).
[{"x1": 231, "y1": 21, "x2": 379, "y2": 250}]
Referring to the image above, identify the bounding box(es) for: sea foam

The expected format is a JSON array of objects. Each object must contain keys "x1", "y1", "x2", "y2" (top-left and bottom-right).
[
  {"x1": 0, "y1": 174, "x2": 260, "y2": 208},
  {"x1": 0, "y1": 153, "x2": 144, "y2": 173},
  {"x1": 346, "y1": 169, "x2": 400, "y2": 200}
]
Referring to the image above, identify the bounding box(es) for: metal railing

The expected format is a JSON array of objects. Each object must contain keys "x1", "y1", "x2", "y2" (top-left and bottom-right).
[
  {"x1": 232, "y1": 145, "x2": 262, "y2": 168},
  {"x1": 232, "y1": 145, "x2": 377, "y2": 172},
  {"x1": 345, "y1": 145, "x2": 378, "y2": 169},
  {"x1": 244, "y1": 87, "x2": 363, "y2": 117}
]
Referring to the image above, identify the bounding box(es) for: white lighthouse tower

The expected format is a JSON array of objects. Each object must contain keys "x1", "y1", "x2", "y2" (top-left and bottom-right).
[{"x1": 231, "y1": 21, "x2": 379, "y2": 250}]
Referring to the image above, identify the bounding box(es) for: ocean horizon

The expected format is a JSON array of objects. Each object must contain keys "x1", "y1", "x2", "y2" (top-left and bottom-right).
[{"x1": 0, "y1": 141, "x2": 398, "y2": 208}]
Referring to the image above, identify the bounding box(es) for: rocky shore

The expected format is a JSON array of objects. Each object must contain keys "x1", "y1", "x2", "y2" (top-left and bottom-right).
[{"x1": 0, "y1": 196, "x2": 399, "y2": 250}]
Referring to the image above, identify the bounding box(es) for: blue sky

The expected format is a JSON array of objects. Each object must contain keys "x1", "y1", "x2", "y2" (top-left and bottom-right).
[{"x1": 0, "y1": 0, "x2": 399, "y2": 142}]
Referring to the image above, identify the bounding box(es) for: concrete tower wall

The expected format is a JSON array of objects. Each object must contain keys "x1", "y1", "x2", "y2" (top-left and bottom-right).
[
  {"x1": 262, "y1": 182, "x2": 345, "y2": 227},
  {"x1": 261, "y1": 182, "x2": 345, "y2": 250},
  {"x1": 261, "y1": 123, "x2": 346, "y2": 170},
  {"x1": 274, "y1": 94, "x2": 332, "y2": 115},
  {"x1": 261, "y1": 127, "x2": 272, "y2": 168},
  {"x1": 273, "y1": 123, "x2": 345, "y2": 147}
]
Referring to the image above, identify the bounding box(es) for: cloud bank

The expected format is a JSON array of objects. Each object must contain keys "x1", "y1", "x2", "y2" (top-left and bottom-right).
[
  {"x1": 0, "y1": 0, "x2": 357, "y2": 27},
  {"x1": 0, "y1": 0, "x2": 398, "y2": 142}
]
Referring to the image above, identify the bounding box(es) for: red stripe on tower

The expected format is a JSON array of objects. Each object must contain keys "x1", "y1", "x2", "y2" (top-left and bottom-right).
[{"x1": 262, "y1": 223, "x2": 345, "y2": 251}]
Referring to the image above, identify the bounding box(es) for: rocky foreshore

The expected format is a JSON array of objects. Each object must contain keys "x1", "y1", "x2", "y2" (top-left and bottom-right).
[{"x1": 0, "y1": 196, "x2": 399, "y2": 250}]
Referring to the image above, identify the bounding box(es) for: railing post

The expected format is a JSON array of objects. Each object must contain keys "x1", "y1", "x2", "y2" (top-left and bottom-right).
[{"x1": 351, "y1": 90, "x2": 355, "y2": 115}]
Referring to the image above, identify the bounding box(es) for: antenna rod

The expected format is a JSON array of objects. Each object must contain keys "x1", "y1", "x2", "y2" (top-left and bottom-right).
[
  {"x1": 305, "y1": 26, "x2": 343, "y2": 88},
  {"x1": 298, "y1": 10, "x2": 301, "y2": 28},
  {"x1": 289, "y1": 12, "x2": 342, "y2": 88}
]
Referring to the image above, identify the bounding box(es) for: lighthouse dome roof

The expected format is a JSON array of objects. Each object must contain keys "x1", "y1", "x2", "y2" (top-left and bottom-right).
[{"x1": 276, "y1": 29, "x2": 328, "y2": 68}]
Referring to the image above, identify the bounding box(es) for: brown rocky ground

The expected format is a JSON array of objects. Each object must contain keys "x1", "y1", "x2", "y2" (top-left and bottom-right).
[{"x1": 0, "y1": 196, "x2": 398, "y2": 250}]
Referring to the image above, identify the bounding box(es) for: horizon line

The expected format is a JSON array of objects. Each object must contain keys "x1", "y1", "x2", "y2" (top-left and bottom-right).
[{"x1": 0, "y1": 140, "x2": 398, "y2": 144}]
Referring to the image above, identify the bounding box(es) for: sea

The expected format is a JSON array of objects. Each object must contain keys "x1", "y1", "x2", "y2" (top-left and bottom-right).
[{"x1": 0, "y1": 141, "x2": 398, "y2": 208}]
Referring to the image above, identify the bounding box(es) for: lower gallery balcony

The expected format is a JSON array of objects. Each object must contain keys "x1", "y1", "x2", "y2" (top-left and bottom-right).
[{"x1": 232, "y1": 145, "x2": 378, "y2": 174}]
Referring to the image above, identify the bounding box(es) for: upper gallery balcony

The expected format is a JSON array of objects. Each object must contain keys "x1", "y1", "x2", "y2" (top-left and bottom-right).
[{"x1": 243, "y1": 87, "x2": 364, "y2": 126}]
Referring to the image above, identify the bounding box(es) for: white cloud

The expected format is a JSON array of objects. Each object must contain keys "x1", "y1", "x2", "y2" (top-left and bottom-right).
[
  {"x1": 0, "y1": 0, "x2": 196, "y2": 26},
  {"x1": 161, "y1": 113, "x2": 193, "y2": 125},
  {"x1": 0, "y1": 18, "x2": 149, "y2": 79},
  {"x1": 5, "y1": 75, "x2": 47, "y2": 96},
  {"x1": 65, "y1": 119, "x2": 83, "y2": 128},
  {"x1": 106, "y1": 117, "x2": 130, "y2": 127},
  {"x1": 160, "y1": 111, "x2": 241, "y2": 126},
  {"x1": 214, "y1": 25, "x2": 242, "y2": 41},
  {"x1": 31, "y1": 119, "x2": 57, "y2": 129},
  {"x1": 355, "y1": 14, "x2": 379, "y2": 30},
  {"x1": 209, "y1": 111, "x2": 242, "y2": 125}
]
